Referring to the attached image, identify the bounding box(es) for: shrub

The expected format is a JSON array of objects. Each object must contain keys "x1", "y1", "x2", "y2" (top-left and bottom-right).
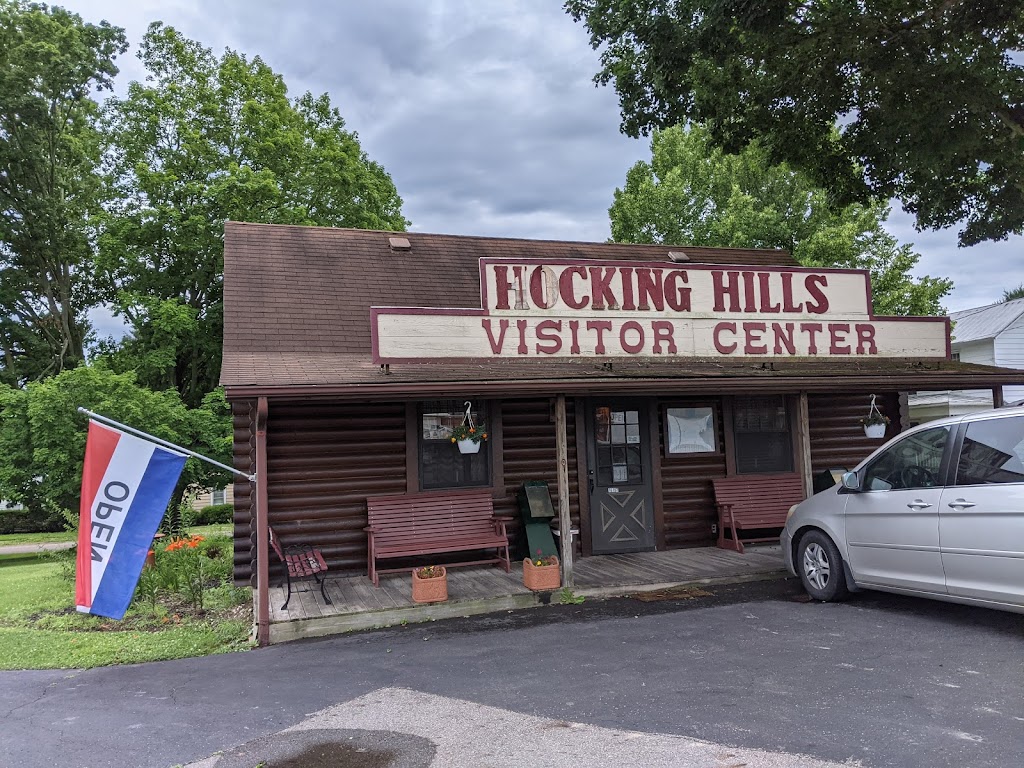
[
  {"x1": 0, "y1": 506, "x2": 64, "y2": 534},
  {"x1": 193, "y1": 503, "x2": 233, "y2": 526}
]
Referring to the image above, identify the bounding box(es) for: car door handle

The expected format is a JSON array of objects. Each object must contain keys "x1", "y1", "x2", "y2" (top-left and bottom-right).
[
  {"x1": 906, "y1": 500, "x2": 932, "y2": 510},
  {"x1": 947, "y1": 499, "x2": 976, "y2": 509}
]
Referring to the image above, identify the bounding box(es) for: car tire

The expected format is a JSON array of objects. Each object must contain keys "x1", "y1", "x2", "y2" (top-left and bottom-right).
[{"x1": 797, "y1": 530, "x2": 850, "y2": 602}]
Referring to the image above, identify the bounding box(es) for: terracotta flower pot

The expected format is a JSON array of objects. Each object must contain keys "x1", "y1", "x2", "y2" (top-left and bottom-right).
[
  {"x1": 523, "y1": 556, "x2": 560, "y2": 591},
  {"x1": 411, "y1": 566, "x2": 448, "y2": 603}
]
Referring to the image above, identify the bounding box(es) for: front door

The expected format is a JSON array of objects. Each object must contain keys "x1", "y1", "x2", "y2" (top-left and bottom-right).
[{"x1": 586, "y1": 399, "x2": 656, "y2": 554}]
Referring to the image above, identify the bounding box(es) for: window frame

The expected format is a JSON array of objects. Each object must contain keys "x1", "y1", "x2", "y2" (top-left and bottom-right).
[
  {"x1": 729, "y1": 395, "x2": 795, "y2": 475},
  {"x1": 661, "y1": 401, "x2": 722, "y2": 458},
  {"x1": 410, "y1": 399, "x2": 499, "y2": 493},
  {"x1": 950, "y1": 414, "x2": 1024, "y2": 488},
  {"x1": 860, "y1": 424, "x2": 954, "y2": 492}
]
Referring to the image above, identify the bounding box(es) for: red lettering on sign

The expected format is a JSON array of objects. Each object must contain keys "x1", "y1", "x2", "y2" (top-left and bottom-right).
[
  {"x1": 651, "y1": 321, "x2": 677, "y2": 354},
  {"x1": 855, "y1": 324, "x2": 878, "y2": 355},
  {"x1": 758, "y1": 273, "x2": 781, "y2": 313},
  {"x1": 493, "y1": 266, "x2": 514, "y2": 310},
  {"x1": 588, "y1": 267, "x2": 618, "y2": 310},
  {"x1": 558, "y1": 266, "x2": 588, "y2": 309},
  {"x1": 781, "y1": 273, "x2": 804, "y2": 312},
  {"x1": 772, "y1": 322, "x2": 796, "y2": 355},
  {"x1": 805, "y1": 275, "x2": 829, "y2": 314},
  {"x1": 742, "y1": 272, "x2": 758, "y2": 313},
  {"x1": 619, "y1": 321, "x2": 645, "y2": 354},
  {"x1": 713, "y1": 271, "x2": 741, "y2": 312},
  {"x1": 535, "y1": 319, "x2": 562, "y2": 354},
  {"x1": 481, "y1": 318, "x2": 509, "y2": 353},
  {"x1": 636, "y1": 268, "x2": 664, "y2": 311},
  {"x1": 587, "y1": 320, "x2": 613, "y2": 354},
  {"x1": 665, "y1": 270, "x2": 691, "y2": 312},
  {"x1": 801, "y1": 322, "x2": 823, "y2": 355},
  {"x1": 529, "y1": 266, "x2": 558, "y2": 309},
  {"x1": 713, "y1": 322, "x2": 738, "y2": 354},
  {"x1": 619, "y1": 267, "x2": 637, "y2": 311},
  {"x1": 516, "y1": 319, "x2": 528, "y2": 355},
  {"x1": 568, "y1": 319, "x2": 581, "y2": 354},
  {"x1": 829, "y1": 323, "x2": 851, "y2": 354},
  {"x1": 744, "y1": 321, "x2": 768, "y2": 354}
]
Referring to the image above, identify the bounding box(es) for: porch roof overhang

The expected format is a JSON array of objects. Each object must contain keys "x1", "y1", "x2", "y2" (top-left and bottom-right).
[{"x1": 222, "y1": 353, "x2": 1024, "y2": 401}]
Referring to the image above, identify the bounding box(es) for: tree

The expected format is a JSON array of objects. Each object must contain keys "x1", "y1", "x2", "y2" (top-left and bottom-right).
[
  {"x1": 99, "y1": 23, "x2": 407, "y2": 406},
  {"x1": 1001, "y1": 285, "x2": 1024, "y2": 303},
  {"x1": 0, "y1": 1, "x2": 126, "y2": 385},
  {"x1": 565, "y1": 1, "x2": 1024, "y2": 246},
  {"x1": 0, "y1": 365, "x2": 231, "y2": 529},
  {"x1": 609, "y1": 125, "x2": 951, "y2": 316}
]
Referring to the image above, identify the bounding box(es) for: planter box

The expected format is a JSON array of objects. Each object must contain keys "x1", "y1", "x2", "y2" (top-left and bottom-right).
[
  {"x1": 457, "y1": 438, "x2": 481, "y2": 454},
  {"x1": 523, "y1": 556, "x2": 560, "y2": 591},
  {"x1": 411, "y1": 566, "x2": 448, "y2": 603}
]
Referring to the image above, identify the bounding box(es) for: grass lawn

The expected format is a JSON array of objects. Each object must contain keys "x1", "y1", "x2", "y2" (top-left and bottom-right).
[
  {"x1": 0, "y1": 535, "x2": 253, "y2": 670},
  {"x1": 0, "y1": 523, "x2": 233, "y2": 548}
]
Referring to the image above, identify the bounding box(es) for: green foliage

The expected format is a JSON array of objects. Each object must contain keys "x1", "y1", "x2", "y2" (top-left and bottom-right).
[
  {"x1": 0, "y1": 365, "x2": 232, "y2": 526},
  {"x1": 97, "y1": 23, "x2": 408, "y2": 406},
  {"x1": 0, "y1": 534, "x2": 252, "y2": 670},
  {"x1": 193, "y1": 503, "x2": 234, "y2": 526},
  {"x1": 566, "y1": 1, "x2": 1024, "y2": 246},
  {"x1": 1000, "y1": 285, "x2": 1024, "y2": 303},
  {"x1": 609, "y1": 125, "x2": 952, "y2": 316},
  {"x1": 0, "y1": 1, "x2": 127, "y2": 385},
  {"x1": 557, "y1": 586, "x2": 585, "y2": 605}
]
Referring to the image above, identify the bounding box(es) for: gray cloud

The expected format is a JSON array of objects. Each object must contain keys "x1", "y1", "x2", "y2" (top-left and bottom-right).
[{"x1": 64, "y1": 0, "x2": 1024, "y2": 314}]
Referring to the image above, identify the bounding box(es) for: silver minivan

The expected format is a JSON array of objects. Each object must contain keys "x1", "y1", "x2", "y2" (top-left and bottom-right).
[{"x1": 782, "y1": 406, "x2": 1024, "y2": 613}]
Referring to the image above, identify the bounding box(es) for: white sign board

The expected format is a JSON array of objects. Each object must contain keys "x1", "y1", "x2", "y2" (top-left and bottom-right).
[{"x1": 371, "y1": 259, "x2": 950, "y2": 362}]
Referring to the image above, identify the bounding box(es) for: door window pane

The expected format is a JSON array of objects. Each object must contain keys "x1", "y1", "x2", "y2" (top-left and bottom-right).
[
  {"x1": 862, "y1": 426, "x2": 948, "y2": 491},
  {"x1": 733, "y1": 396, "x2": 793, "y2": 474},
  {"x1": 955, "y1": 416, "x2": 1024, "y2": 485}
]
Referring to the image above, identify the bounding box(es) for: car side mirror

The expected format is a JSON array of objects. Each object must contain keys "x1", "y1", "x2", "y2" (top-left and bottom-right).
[{"x1": 840, "y1": 471, "x2": 860, "y2": 492}]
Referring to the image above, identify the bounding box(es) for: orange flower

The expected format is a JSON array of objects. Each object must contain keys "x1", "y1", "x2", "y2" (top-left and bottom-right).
[
  {"x1": 450, "y1": 437, "x2": 456, "y2": 443},
  {"x1": 482, "y1": 433, "x2": 488, "y2": 439},
  {"x1": 469, "y1": 427, "x2": 475, "y2": 433}
]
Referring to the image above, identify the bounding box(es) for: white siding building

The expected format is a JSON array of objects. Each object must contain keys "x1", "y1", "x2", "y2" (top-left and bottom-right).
[{"x1": 910, "y1": 298, "x2": 1024, "y2": 422}]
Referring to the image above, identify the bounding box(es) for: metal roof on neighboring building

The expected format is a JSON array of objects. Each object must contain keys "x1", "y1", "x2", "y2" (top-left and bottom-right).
[{"x1": 951, "y1": 298, "x2": 1024, "y2": 344}]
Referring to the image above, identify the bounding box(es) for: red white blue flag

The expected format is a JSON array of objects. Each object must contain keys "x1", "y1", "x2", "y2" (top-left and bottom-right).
[{"x1": 75, "y1": 420, "x2": 187, "y2": 619}]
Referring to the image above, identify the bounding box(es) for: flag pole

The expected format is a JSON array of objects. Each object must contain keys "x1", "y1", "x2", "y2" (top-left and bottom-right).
[{"x1": 77, "y1": 407, "x2": 255, "y2": 481}]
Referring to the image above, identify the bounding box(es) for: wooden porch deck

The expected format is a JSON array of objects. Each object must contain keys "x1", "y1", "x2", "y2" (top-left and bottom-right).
[{"x1": 266, "y1": 544, "x2": 785, "y2": 644}]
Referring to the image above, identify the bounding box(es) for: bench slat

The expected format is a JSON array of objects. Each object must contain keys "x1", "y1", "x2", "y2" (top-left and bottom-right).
[{"x1": 711, "y1": 473, "x2": 804, "y2": 554}]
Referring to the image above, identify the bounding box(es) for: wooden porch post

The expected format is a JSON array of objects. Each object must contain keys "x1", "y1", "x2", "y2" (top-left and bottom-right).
[
  {"x1": 255, "y1": 396, "x2": 270, "y2": 647},
  {"x1": 554, "y1": 394, "x2": 574, "y2": 587},
  {"x1": 797, "y1": 392, "x2": 813, "y2": 499},
  {"x1": 993, "y1": 386, "x2": 1005, "y2": 408}
]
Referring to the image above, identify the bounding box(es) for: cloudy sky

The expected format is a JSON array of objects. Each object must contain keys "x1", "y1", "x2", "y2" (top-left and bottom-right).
[{"x1": 63, "y1": 0, "x2": 1021, "y2": 332}]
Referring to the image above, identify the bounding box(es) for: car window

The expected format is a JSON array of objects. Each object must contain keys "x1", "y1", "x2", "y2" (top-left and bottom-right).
[
  {"x1": 955, "y1": 415, "x2": 1024, "y2": 485},
  {"x1": 862, "y1": 426, "x2": 949, "y2": 491}
]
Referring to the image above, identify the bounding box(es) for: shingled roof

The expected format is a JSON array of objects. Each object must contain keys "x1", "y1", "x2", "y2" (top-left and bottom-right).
[{"x1": 220, "y1": 222, "x2": 1024, "y2": 397}]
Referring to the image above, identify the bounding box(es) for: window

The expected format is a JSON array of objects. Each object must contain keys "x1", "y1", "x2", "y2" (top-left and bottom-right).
[
  {"x1": 665, "y1": 406, "x2": 717, "y2": 455},
  {"x1": 732, "y1": 396, "x2": 792, "y2": 474},
  {"x1": 955, "y1": 416, "x2": 1024, "y2": 485},
  {"x1": 862, "y1": 426, "x2": 949, "y2": 491},
  {"x1": 419, "y1": 400, "x2": 490, "y2": 490},
  {"x1": 211, "y1": 488, "x2": 226, "y2": 505},
  {"x1": 594, "y1": 406, "x2": 644, "y2": 485}
]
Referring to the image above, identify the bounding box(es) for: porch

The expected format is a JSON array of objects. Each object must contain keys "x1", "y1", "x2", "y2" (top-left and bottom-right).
[{"x1": 265, "y1": 544, "x2": 786, "y2": 644}]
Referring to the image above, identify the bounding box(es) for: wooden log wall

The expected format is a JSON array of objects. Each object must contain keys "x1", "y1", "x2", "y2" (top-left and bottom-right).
[
  {"x1": 233, "y1": 397, "x2": 578, "y2": 583},
  {"x1": 497, "y1": 398, "x2": 581, "y2": 559},
  {"x1": 807, "y1": 392, "x2": 901, "y2": 477},
  {"x1": 657, "y1": 399, "x2": 726, "y2": 549}
]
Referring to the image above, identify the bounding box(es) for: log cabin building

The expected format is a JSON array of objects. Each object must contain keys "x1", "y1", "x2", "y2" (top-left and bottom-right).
[{"x1": 221, "y1": 222, "x2": 1023, "y2": 643}]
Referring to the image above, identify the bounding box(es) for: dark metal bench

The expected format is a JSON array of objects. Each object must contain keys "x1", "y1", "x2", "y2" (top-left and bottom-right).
[
  {"x1": 268, "y1": 525, "x2": 331, "y2": 610},
  {"x1": 711, "y1": 474, "x2": 805, "y2": 554},
  {"x1": 365, "y1": 489, "x2": 512, "y2": 586}
]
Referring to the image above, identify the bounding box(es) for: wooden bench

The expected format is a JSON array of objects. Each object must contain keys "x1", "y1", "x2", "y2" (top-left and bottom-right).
[
  {"x1": 365, "y1": 489, "x2": 512, "y2": 586},
  {"x1": 712, "y1": 474, "x2": 806, "y2": 554},
  {"x1": 268, "y1": 525, "x2": 331, "y2": 610}
]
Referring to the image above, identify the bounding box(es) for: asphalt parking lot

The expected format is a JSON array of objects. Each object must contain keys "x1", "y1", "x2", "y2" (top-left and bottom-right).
[{"x1": 2, "y1": 577, "x2": 1022, "y2": 767}]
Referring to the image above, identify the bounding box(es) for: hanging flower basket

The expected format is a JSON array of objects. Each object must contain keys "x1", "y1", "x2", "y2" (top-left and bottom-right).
[
  {"x1": 860, "y1": 394, "x2": 890, "y2": 439},
  {"x1": 863, "y1": 422, "x2": 887, "y2": 439},
  {"x1": 523, "y1": 554, "x2": 560, "y2": 591},
  {"x1": 411, "y1": 565, "x2": 448, "y2": 603},
  {"x1": 449, "y1": 401, "x2": 487, "y2": 454}
]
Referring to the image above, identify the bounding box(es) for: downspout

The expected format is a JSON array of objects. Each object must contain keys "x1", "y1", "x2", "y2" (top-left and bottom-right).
[{"x1": 255, "y1": 396, "x2": 270, "y2": 646}]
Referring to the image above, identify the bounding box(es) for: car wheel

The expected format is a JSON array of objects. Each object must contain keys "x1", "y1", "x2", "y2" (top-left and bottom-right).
[{"x1": 797, "y1": 530, "x2": 849, "y2": 602}]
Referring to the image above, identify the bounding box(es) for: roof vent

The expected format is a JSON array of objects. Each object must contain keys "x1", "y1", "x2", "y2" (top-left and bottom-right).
[
  {"x1": 388, "y1": 236, "x2": 411, "y2": 252},
  {"x1": 667, "y1": 250, "x2": 690, "y2": 262}
]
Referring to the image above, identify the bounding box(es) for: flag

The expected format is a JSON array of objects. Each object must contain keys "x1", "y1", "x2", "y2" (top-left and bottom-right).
[{"x1": 75, "y1": 420, "x2": 187, "y2": 619}]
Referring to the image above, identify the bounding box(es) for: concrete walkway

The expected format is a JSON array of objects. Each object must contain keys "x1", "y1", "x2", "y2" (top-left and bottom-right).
[{"x1": 0, "y1": 540, "x2": 74, "y2": 556}]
